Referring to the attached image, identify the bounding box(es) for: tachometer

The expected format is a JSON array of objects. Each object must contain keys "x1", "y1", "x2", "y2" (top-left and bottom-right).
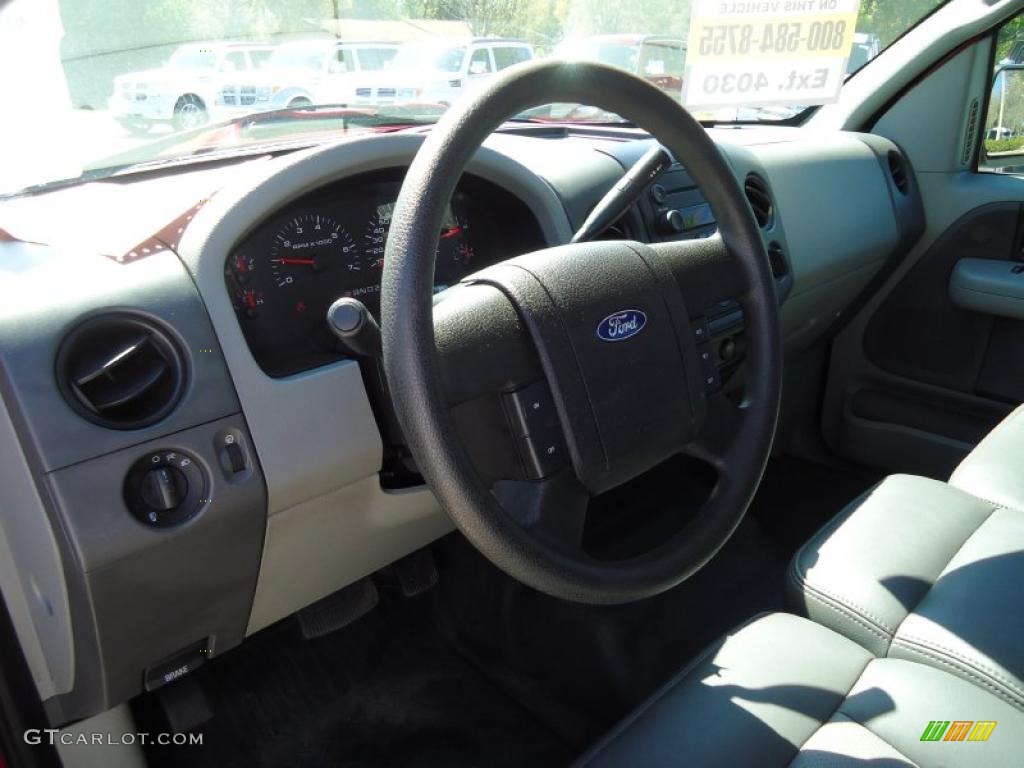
[{"x1": 269, "y1": 214, "x2": 355, "y2": 288}]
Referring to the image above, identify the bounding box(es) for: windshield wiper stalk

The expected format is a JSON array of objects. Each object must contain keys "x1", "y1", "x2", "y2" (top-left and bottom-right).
[{"x1": 571, "y1": 144, "x2": 670, "y2": 243}]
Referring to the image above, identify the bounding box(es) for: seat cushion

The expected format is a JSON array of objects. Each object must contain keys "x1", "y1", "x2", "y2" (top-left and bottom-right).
[
  {"x1": 789, "y1": 474, "x2": 1024, "y2": 709},
  {"x1": 577, "y1": 613, "x2": 1024, "y2": 767},
  {"x1": 950, "y1": 404, "x2": 1024, "y2": 512}
]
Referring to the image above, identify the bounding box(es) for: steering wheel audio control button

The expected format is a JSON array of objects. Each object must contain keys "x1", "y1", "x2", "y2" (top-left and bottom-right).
[
  {"x1": 698, "y1": 345, "x2": 722, "y2": 392},
  {"x1": 505, "y1": 382, "x2": 559, "y2": 433},
  {"x1": 518, "y1": 435, "x2": 565, "y2": 480},
  {"x1": 504, "y1": 382, "x2": 567, "y2": 479},
  {"x1": 691, "y1": 316, "x2": 709, "y2": 343}
]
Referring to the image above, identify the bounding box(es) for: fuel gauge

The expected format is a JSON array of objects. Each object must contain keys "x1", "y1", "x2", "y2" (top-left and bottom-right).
[{"x1": 231, "y1": 253, "x2": 256, "y2": 283}]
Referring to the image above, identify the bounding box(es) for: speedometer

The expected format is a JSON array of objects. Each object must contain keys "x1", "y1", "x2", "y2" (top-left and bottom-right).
[
  {"x1": 362, "y1": 201, "x2": 393, "y2": 273},
  {"x1": 269, "y1": 214, "x2": 355, "y2": 288}
]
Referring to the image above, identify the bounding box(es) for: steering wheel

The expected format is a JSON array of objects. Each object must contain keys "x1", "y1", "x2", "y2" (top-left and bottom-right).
[{"x1": 381, "y1": 61, "x2": 781, "y2": 605}]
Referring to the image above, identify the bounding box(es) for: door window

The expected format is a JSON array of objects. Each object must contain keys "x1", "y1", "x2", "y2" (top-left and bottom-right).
[
  {"x1": 493, "y1": 46, "x2": 531, "y2": 71},
  {"x1": 468, "y1": 48, "x2": 493, "y2": 76},
  {"x1": 981, "y1": 13, "x2": 1024, "y2": 172},
  {"x1": 249, "y1": 49, "x2": 273, "y2": 70},
  {"x1": 356, "y1": 48, "x2": 397, "y2": 71},
  {"x1": 330, "y1": 48, "x2": 356, "y2": 74},
  {"x1": 222, "y1": 51, "x2": 247, "y2": 73}
]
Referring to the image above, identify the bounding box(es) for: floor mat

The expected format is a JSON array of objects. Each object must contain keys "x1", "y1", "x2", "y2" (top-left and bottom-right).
[{"x1": 137, "y1": 587, "x2": 575, "y2": 768}]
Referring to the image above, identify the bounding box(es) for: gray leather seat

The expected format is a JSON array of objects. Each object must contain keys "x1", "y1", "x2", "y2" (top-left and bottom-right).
[
  {"x1": 789, "y1": 406, "x2": 1024, "y2": 710},
  {"x1": 578, "y1": 613, "x2": 1023, "y2": 766},
  {"x1": 949, "y1": 404, "x2": 1024, "y2": 511}
]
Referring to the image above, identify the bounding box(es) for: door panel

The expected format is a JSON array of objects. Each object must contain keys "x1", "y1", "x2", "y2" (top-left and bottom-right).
[
  {"x1": 822, "y1": 36, "x2": 1024, "y2": 479},
  {"x1": 863, "y1": 204, "x2": 1011, "y2": 394}
]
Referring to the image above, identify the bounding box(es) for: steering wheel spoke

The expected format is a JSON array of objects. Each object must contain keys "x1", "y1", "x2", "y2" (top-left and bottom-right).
[
  {"x1": 648, "y1": 234, "x2": 749, "y2": 311},
  {"x1": 682, "y1": 392, "x2": 746, "y2": 471},
  {"x1": 493, "y1": 471, "x2": 590, "y2": 551}
]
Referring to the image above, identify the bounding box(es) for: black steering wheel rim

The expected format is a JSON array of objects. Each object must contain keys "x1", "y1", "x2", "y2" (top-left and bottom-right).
[{"x1": 382, "y1": 60, "x2": 781, "y2": 604}]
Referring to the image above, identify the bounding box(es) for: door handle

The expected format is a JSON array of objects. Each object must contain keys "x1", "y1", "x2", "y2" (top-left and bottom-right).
[{"x1": 950, "y1": 257, "x2": 1024, "y2": 319}]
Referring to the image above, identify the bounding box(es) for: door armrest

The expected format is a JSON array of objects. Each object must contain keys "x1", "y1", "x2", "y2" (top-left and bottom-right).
[{"x1": 949, "y1": 257, "x2": 1024, "y2": 319}]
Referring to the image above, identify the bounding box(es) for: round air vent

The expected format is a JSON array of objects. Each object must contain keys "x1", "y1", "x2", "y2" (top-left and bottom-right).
[
  {"x1": 56, "y1": 313, "x2": 187, "y2": 429},
  {"x1": 887, "y1": 151, "x2": 910, "y2": 195},
  {"x1": 743, "y1": 173, "x2": 774, "y2": 229}
]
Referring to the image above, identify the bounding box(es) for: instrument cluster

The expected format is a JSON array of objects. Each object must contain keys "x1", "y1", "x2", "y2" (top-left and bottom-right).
[{"x1": 225, "y1": 169, "x2": 546, "y2": 377}]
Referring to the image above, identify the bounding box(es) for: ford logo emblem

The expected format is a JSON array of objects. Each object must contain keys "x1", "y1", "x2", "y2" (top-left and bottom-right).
[{"x1": 596, "y1": 309, "x2": 647, "y2": 342}]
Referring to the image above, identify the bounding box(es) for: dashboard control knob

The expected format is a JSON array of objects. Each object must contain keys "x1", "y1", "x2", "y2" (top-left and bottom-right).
[
  {"x1": 719, "y1": 338, "x2": 737, "y2": 362},
  {"x1": 650, "y1": 184, "x2": 667, "y2": 205},
  {"x1": 140, "y1": 466, "x2": 188, "y2": 511},
  {"x1": 124, "y1": 450, "x2": 206, "y2": 527},
  {"x1": 658, "y1": 209, "x2": 686, "y2": 235}
]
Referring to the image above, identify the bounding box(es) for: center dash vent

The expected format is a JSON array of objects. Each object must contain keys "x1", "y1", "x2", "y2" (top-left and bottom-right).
[
  {"x1": 596, "y1": 214, "x2": 636, "y2": 241},
  {"x1": 743, "y1": 173, "x2": 774, "y2": 229},
  {"x1": 767, "y1": 241, "x2": 789, "y2": 279},
  {"x1": 56, "y1": 313, "x2": 186, "y2": 429},
  {"x1": 887, "y1": 151, "x2": 910, "y2": 195}
]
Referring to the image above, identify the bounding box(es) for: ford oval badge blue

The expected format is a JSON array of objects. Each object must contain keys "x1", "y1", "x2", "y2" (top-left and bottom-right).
[{"x1": 596, "y1": 310, "x2": 647, "y2": 342}]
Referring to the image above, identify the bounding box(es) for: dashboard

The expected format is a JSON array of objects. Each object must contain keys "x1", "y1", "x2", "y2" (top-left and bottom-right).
[
  {"x1": 0, "y1": 125, "x2": 922, "y2": 728},
  {"x1": 226, "y1": 170, "x2": 545, "y2": 376}
]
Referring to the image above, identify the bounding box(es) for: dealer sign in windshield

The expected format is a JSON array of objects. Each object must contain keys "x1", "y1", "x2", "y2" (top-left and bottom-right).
[{"x1": 684, "y1": 0, "x2": 863, "y2": 109}]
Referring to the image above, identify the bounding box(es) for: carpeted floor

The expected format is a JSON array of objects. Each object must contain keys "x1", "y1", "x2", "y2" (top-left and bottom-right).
[
  {"x1": 136, "y1": 454, "x2": 880, "y2": 768},
  {"x1": 138, "y1": 581, "x2": 576, "y2": 768},
  {"x1": 747, "y1": 455, "x2": 881, "y2": 554}
]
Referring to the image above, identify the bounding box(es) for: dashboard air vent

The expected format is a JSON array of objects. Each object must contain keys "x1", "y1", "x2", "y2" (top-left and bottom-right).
[
  {"x1": 962, "y1": 98, "x2": 980, "y2": 166},
  {"x1": 595, "y1": 213, "x2": 637, "y2": 241},
  {"x1": 767, "y1": 241, "x2": 789, "y2": 279},
  {"x1": 887, "y1": 151, "x2": 910, "y2": 195},
  {"x1": 56, "y1": 314, "x2": 186, "y2": 429},
  {"x1": 743, "y1": 173, "x2": 774, "y2": 229}
]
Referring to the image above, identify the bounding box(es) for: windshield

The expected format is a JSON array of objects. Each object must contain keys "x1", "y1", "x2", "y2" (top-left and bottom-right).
[
  {"x1": 391, "y1": 43, "x2": 466, "y2": 72},
  {"x1": 556, "y1": 39, "x2": 641, "y2": 71},
  {"x1": 1, "y1": 0, "x2": 948, "y2": 196}
]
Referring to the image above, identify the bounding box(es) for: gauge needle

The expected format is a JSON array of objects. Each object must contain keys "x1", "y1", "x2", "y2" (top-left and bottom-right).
[
  {"x1": 440, "y1": 226, "x2": 462, "y2": 239},
  {"x1": 276, "y1": 257, "x2": 316, "y2": 265}
]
